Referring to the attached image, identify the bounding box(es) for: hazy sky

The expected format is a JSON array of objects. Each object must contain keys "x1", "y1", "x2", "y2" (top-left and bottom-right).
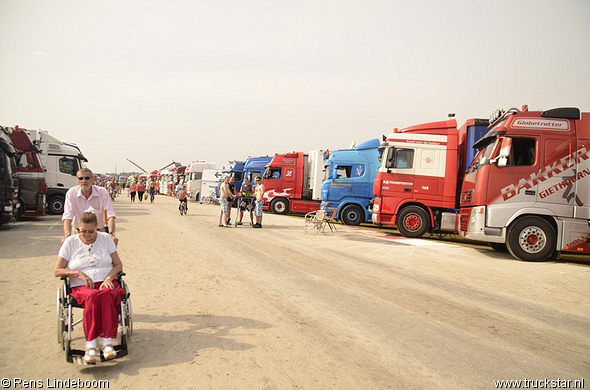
[{"x1": 1, "y1": 0, "x2": 589, "y2": 174}]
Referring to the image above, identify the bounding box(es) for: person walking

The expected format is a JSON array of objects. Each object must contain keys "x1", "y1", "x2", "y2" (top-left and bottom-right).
[
  {"x1": 148, "y1": 180, "x2": 157, "y2": 203},
  {"x1": 130, "y1": 182, "x2": 137, "y2": 203},
  {"x1": 108, "y1": 179, "x2": 118, "y2": 201},
  {"x1": 61, "y1": 168, "x2": 118, "y2": 245},
  {"x1": 253, "y1": 176, "x2": 265, "y2": 228},
  {"x1": 137, "y1": 181, "x2": 146, "y2": 204}
]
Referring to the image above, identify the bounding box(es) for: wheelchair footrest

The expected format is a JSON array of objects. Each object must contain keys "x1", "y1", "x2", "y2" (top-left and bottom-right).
[{"x1": 67, "y1": 346, "x2": 128, "y2": 365}]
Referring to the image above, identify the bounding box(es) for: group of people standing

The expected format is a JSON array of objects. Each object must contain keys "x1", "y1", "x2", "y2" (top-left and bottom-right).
[{"x1": 218, "y1": 176, "x2": 265, "y2": 228}]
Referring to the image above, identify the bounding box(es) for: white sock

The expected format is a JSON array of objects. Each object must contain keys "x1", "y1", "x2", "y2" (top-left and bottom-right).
[
  {"x1": 85, "y1": 339, "x2": 97, "y2": 355},
  {"x1": 102, "y1": 337, "x2": 113, "y2": 346}
]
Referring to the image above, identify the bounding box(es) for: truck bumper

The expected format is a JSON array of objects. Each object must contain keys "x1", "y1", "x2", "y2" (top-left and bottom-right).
[{"x1": 460, "y1": 206, "x2": 505, "y2": 243}]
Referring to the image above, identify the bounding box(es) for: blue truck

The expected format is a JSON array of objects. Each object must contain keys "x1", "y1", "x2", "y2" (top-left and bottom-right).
[
  {"x1": 216, "y1": 161, "x2": 245, "y2": 197},
  {"x1": 320, "y1": 138, "x2": 381, "y2": 225},
  {"x1": 243, "y1": 156, "x2": 272, "y2": 184},
  {"x1": 217, "y1": 157, "x2": 273, "y2": 197}
]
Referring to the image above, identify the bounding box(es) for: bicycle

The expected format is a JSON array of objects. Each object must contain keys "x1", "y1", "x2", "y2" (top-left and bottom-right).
[{"x1": 179, "y1": 201, "x2": 187, "y2": 215}]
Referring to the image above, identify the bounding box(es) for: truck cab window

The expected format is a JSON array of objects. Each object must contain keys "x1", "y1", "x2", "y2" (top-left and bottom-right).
[
  {"x1": 509, "y1": 138, "x2": 536, "y2": 166},
  {"x1": 336, "y1": 166, "x2": 352, "y2": 179},
  {"x1": 386, "y1": 148, "x2": 414, "y2": 169},
  {"x1": 248, "y1": 171, "x2": 261, "y2": 181},
  {"x1": 263, "y1": 167, "x2": 281, "y2": 179},
  {"x1": 17, "y1": 153, "x2": 28, "y2": 168},
  {"x1": 59, "y1": 157, "x2": 77, "y2": 175},
  {"x1": 233, "y1": 172, "x2": 243, "y2": 181}
]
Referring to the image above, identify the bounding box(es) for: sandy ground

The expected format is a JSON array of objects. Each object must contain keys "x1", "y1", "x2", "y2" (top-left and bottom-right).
[{"x1": 0, "y1": 194, "x2": 589, "y2": 390}]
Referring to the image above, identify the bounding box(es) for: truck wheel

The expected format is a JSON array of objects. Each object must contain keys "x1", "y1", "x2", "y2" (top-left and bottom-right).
[
  {"x1": 488, "y1": 242, "x2": 508, "y2": 252},
  {"x1": 506, "y1": 217, "x2": 555, "y2": 261},
  {"x1": 341, "y1": 204, "x2": 364, "y2": 226},
  {"x1": 396, "y1": 206, "x2": 430, "y2": 238},
  {"x1": 47, "y1": 196, "x2": 65, "y2": 215},
  {"x1": 270, "y1": 198, "x2": 289, "y2": 214}
]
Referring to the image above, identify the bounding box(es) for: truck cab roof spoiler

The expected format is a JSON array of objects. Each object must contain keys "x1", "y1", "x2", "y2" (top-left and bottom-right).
[{"x1": 541, "y1": 107, "x2": 581, "y2": 120}]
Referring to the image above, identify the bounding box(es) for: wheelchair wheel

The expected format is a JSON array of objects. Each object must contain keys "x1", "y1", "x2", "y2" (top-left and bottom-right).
[
  {"x1": 125, "y1": 286, "x2": 133, "y2": 337},
  {"x1": 56, "y1": 288, "x2": 66, "y2": 344}
]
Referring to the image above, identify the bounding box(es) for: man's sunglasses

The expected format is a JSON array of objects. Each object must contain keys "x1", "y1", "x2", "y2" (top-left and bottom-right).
[
  {"x1": 77, "y1": 176, "x2": 91, "y2": 181},
  {"x1": 79, "y1": 230, "x2": 96, "y2": 234}
]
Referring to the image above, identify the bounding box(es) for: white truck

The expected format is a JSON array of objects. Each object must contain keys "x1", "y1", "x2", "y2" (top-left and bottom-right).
[
  {"x1": 29, "y1": 130, "x2": 87, "y2": 214},
  {"x1": 185, "y1": 161, "x2": 217, "y2": 201}
]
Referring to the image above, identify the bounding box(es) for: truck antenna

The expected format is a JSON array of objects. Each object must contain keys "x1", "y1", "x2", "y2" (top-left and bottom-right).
[{"x1": 531, "y1": 87, "x2": 541, "y2": 104}]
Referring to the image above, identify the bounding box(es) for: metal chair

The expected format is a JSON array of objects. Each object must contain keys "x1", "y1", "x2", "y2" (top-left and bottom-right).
[{"x1": 304, "y1": 206, "x2": 337, "y2": 235}]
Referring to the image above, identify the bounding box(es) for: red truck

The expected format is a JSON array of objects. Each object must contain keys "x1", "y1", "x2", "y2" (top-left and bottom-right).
[
  {"x1": 371, "y1": 118, "x2": 489, "y2": 237},
  {"x1": 460, "y1": 106, "x2": 590, "y2": 261},
  {"x1": 9, "y1": 126, "x2": 46, "y2": 219},
  {"x1": 261, "y1": 150, "x2": 324, "y2": 214}
]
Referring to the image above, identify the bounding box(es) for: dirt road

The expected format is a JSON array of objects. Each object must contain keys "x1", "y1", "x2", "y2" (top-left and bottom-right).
[{"x1": 1, "y1": 195, "x2": 588, "y2": 389}]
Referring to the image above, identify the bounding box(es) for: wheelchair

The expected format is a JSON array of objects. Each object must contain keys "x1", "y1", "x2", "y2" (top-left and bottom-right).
[{"x1": 56, "y1": 272, "x2": 132, "y2": 364}]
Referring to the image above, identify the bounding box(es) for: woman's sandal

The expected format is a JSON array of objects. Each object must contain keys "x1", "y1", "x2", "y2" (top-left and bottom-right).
[
  {"x1": 84, "y1": 348, "x2": 97, "y2": 364},
  {"x1": 103, "y1": 344, "x2": 117, "y2": 360}
]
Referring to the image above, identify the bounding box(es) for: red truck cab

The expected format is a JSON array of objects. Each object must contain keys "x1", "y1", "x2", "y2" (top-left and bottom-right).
[{"x1": 261, "y1": 151, "x2": 323, "y2": 214}]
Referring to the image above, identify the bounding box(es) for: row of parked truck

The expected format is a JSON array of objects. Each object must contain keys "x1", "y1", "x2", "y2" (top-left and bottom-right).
[
  {"x1": 252, "y1": 106, "x2": 590, "y2": 262},
  {"x1": 0, "y1": 126, "x2": 87, "y2": 224},
  {"x1": 3, "y1": 106, "x2": 589, "y2": 261}
]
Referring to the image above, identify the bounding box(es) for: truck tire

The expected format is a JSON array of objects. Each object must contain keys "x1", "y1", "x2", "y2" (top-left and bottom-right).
[
  {"x1": 47, "y1": 196, "x2": 65, "y2": 215},
  {"x1": 396, "y1": 206, "x2": 430, "y2": 238},
  {"x1": 506, "y1": 217, "x2": 555, "y2": 261},
  {"x1": 270, "y1": 198, "x2": 289, "y2": 214},
  {"x1": 341, "y1": 204, "x2": 364, "y2": 226},
  {"x1": 488, "y1": 242, "x2": 508, "y2": 252}
]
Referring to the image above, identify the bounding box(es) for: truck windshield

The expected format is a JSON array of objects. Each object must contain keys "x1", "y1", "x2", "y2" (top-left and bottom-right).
[{"x1": 467, "y1": 138, "x2": 496, "y2": 173}]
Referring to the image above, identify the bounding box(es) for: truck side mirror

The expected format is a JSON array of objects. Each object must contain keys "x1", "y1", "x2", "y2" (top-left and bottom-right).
[
  {"x1": 384, "y1": 148, "x2": 395, "y2": 169},
  {"x1": 497, "y1": 156, "x2": 508, "y2": 167}
]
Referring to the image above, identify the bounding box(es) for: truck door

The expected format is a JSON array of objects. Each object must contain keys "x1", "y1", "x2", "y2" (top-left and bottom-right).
[
  {"x1": 574, "y1": 137, "x2": 590, "y2": 219},
  {"x1": 485, "y1": 137, "x2": 539, "y2": 222},
  {"x1": 412, "y1": 147, "x2": 442, "y2": 200},
  {"x1": 538, "y1": 137, "x2": 575, "y2": 218},
  {"x1": 329, "y1": 164, "x2": 351, "y2": 202},
  {"x1": 379, "y1": 147, "x2": 415, "y2": 215},
  {"x1": 57, "y1": 156, "x2": 79, "y2": 187}
]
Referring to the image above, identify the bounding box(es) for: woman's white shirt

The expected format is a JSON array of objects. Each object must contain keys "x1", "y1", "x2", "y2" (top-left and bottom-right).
[{"x1": 58, "y1": 233, "x2": 117, "y2": 287}]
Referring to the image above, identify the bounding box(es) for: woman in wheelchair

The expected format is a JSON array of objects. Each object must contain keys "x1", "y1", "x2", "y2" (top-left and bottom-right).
[{"x1": 54, "y1": 207, "x2": 124, "y2": 364}]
